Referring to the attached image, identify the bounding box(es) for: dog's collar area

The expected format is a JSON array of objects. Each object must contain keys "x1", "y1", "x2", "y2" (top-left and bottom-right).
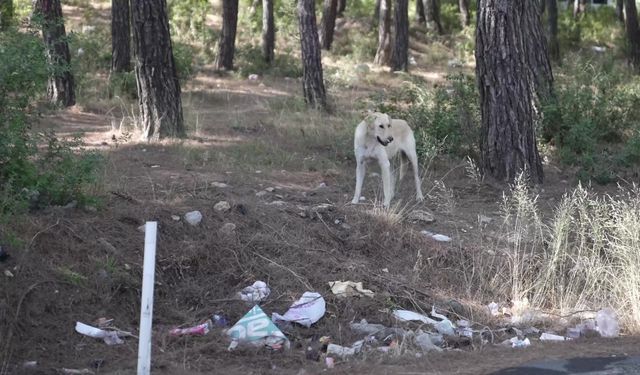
[{"x1": 377, "y1": 136, "x2": 391, "y2": 146}]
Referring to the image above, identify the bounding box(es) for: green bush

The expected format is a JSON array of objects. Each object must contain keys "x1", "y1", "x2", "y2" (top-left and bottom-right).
[
  {"x1": 235, "y1": 44, "x2": 302, "y2": 78},
  {"x1": 172, "y1": 41, "x2": 198, "y2": 82},
  {"x1": 557, "y1": 5, "x2": 624, "y2": 50},
  {"x1": 0, "y1": 29, "x2": 103, "y2": 217},
  {"x1": 541, "y1": 54, "x2": 640, "y2": 183},
  {"x1": 108, "y1": 71, "x2": 137, "y2": 99}
]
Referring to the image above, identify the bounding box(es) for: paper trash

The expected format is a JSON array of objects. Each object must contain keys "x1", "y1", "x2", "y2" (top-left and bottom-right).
[
  {"x1": 272, "y1": 292, "x2": 326, "y2": 328},
  {"x1": 75, "y1": 322, "x2": 123, "y2": 345},
  {"x1": 329, "y1": 281, "x2": 375, "y2": 298},
  {"x1": 226, "y1": 305, "x2": 289, "y2": 350},
  {"x1": 238, "y1": 280, "x2": 270, "y2": 304}
]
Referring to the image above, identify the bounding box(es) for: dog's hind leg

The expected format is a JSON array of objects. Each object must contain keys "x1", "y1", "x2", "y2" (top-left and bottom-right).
[
  {"x1": 352, "y1": 155, "x2": 367, "y2": 204},
  {"x1": 398, "y1": 151, "x2": 408, "y2": 183},
  {"x1": 405, "y1": 141, "x2": 424, "y2": 202}
]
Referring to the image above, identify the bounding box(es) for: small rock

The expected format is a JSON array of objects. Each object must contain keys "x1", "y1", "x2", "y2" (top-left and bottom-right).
[
  {"x1": 185, "y1": 211, "x2": 203, "y2": 226},
  {"x1": 432, "y1": 234, "x2": 452, "y2": 242},
  {"x1": 317, "y1": 182, "x2": 327, "y2": 188},
  {"x1": 265, "y1": 187, "x2": 276, "y2": 192},
  {"x1": 256, "y1": 190, "x2": 267, "y2": 197},
  {"x1": 124, "y1": 264, "x2": 131, "y2": 270},
  {"x1": 4, "y1": 269, "x2": 14, "y2": 277},
  {"x1": 211, "y1": 182, "x2": 229, "y2": 188},
  {"x1": 407, "y1": 210, "x2": 435, "y2": 223},
  {"x1": 137, "y1": 225, "x2": 145, "y2": 233},
  {"x1": 219, "y1": 223, "x2": 236, "y2": 235},
  {"x1": 268, "y1": 200, "x2": 287, "y2": 207},
  {"x1": 171, "y1": 215, "x2": 181, "y2": 221},
  {"x1": 275, "y1": 194, "x2": 284, "y2": 199},
  {"x1": 334, "y1": 219, "x2": 341, "y2": 225},
  {"x1": 214, "y1": 201, "x2": 231, "y2": 212},
  {"x1": 312, "y1": 203, "x2": 333, "y2": 213},
  {"x1": 359, "y1": 197, "x2": 366, "y2": 201},
  {"x1": 22, "y1": 361, "x2": 38, "y2": 369}
]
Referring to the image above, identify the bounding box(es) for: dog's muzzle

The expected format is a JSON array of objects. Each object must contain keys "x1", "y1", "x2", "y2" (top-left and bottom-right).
[{"x1": 377, "y1": 136, "x2": 394, "y2": 146}]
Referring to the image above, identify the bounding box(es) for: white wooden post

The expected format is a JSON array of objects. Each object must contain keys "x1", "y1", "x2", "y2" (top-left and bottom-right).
[{"x1": 137, "y1": 221, "x2": 157, "y2": 375}]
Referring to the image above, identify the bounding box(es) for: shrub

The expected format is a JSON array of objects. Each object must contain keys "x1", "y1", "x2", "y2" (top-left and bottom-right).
[{"x1": 235, "y1": 44, "x2": 302, "y2": 78}]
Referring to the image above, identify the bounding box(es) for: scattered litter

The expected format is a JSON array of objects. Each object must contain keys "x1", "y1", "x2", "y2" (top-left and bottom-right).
[
  {"x1": 407, "y1": 210, "x2": 436, "y2": 223},
  {"x1": 566, "y1": 320, "x2": 596, "y2": 339},
  {"x1": 327, "y1": 340, "x2": 363, "y2": 358},
  {"x1": 317, "y1": 182, "x2": 327, "y2": 188},
  {"x1": 212, "y1": 314, "x2": 228, "y2": 327},
  {"x1": 540, "y1": 332, "x2": 570, "y2": 341},
  {"x1": 265, "y1": 187, "x2": 276, "y2": 192},
  {"x1": 248, "y1": 74, "x2": 260, "y2": 80},
  {"x1": 382, "y1": 268, "x2": 389, "y2": 273},
  {"x1": 171, "y1": 215, "x2": 180, "y2": 221},
  {"x1": 596, "y1": 308, "x2": 620, "y2": 338},
  {"x1": 211, "y1": 182, "x2": 229, "y2": 188},
  {"x1": 272, "y1": 292, "x2": 326, "y2": 328},
  {"x1": 75, "y1": 322, "x2": 124, "y2": 345},
  {"x1": 4, "y1": 269, "x2": 14, "y2": 278},
  {"x1": 256, "y1": 190, "x2": 267, "y2": 197},
  {"x1": 214, "y1": 201, "x2": 231, "y2": 212},
  {"x1": 488, "y1": 302, "x2": 500, "y2": 316},
  {"x1": 238, "y1": 281, "x2": 270, "y2": 304},
  {"x1": 184, "y1": 211, "x2": 202, "y2": 226},
  {"x1": 359, "y1": 196, "x2": 366, "y2": 201},
  {"x1": 420, "y1": 230, "x2": 452, "y2": 242},
  {"x1": 137, "y1": 225, "x2": 145, "y2": 233},
  {"x1": 591, "y1": 45, "x2": 606, "y2": 53},
  {"x1": 268, "y1": 200, "x2": 287, "y2": 207},
  {"x1": 325, "y1": 357, "x2": 335, "y2": 368},
  {"x1": 227, "y1": 305, "x2": 289, "y2": 350},
  {"x1": 415, "y1": 330, "x2": 444, "y2": 352},
  {"x1": 393, "y1": 307, "x2": 456, "y2": 336},
  {"x1": 509, "y1": 337, "x2": 531, "y2": 348},
  {"x1": 329, "y1": 281, "x2": 375, "y2": 298},
  {"x1": 219, "y1": 222, "x2": 236, "y2": 235},
  {"x1": 22, "y1": 361, "x2": 37, "y2": 369},
  {"x1": 169, "y1": 322, "x2": 210, "y2": 336},
  {"x1": 350, "y1": 319, "x2": 386, "y2": 335}
]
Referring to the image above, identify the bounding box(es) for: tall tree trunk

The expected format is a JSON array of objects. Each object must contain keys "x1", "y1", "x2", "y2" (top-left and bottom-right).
[
  {"x1": 131, "y1": 0, "x2": 184, "y2": 140},
  {"x1": 524, "y1": 2, "x2": 554, "y2": 99},
  {"x1": 624, "y1": 0, "x2": 640, "y2": 72},
  {"x1": 374, "y1": 0, "x2": 391, "y2": 65},
  {"x1": 392, "y1": 0, "x2": 409, "y2": 71},
  {"x1": 320, "y1": 0, "x2": 338, "y2": 50},
  {"x1": 33, "y1": 0, "x2": 75, "y2": 107},
  {"x1": 476, "y1": 0, "x2": 544, "y2": 184},
  {"x1": 374, "y1": 0, "x2": 381, "y2": 22},
  {"x1": 423, "y1": 0, "x2": 443, "y2": 34},
  {"x1": 540, "y1": 0, "x2": 545, "y2": 15},
  {"x1": 111, "y1": 0, "x2": 131, "y2": 73},
  {"x1": 547, "y1": 0, "x2": 559, "y2": 62},
  {"x1": 416, "y1": 0, "x2": 425, "y2": 24},
  {"x1": 297, "y1": 0, "x2": 327, "y2": 110},
  {"x1": 458, "y1": 0, "x2": 469, "y2": 27},
  {"x1": 617, "y1": 0, "x2": 625, "y2": 23},
  {"x1": 337, "y1": 0, "x2": 346, "y2": 17},
  {"x1": 215, "y1": 0, "x2": 238, "y2": 70},
  {"x1": 0, "y1": 0, "x2": 13, "y2": 29},
  {"x1": 262, "y1": 0, "x2": 274, "y2": 63}
]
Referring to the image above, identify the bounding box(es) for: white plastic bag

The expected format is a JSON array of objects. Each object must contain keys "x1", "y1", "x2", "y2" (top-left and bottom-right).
[{"x1": 272, "y1": 292, "x2": 326, "y2": 327}]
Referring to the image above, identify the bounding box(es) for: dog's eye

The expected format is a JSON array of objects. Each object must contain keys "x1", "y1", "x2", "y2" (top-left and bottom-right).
[
  {"x1": 388, "y1": 124, "x2": 392, "y2": 128},
  {"x1": 379, "y1": 125, "x2": 384, "y2": 129}
]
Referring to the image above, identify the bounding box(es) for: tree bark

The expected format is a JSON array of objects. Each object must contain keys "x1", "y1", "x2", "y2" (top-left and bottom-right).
[
  {"x1": 33, "y1": 0, "x2": 75, "y2": 107},
  {"x1": 0, "y1": 0, "x2": 13, "y2": 29},
  {"x1": 392, "y1": 0, "x2": 409, "y2": 71},
  {"x1": 131, "y1": 0, "x2": 184, "y2": 140},
  {"x1": 111, "y1": 0, "x2": 131, "y2": 73},
  {"x1": 215, "y1": 0, "x2": 238, "y2": 70},
  {"x1": 374, "y1": 0, "x2": 391, "y2": 66},
  {"x1": 320, "y1": 0, "x2": 338, "y2": 50},
  {"x1": 458, "y1": 0, "x2": 470, "y2": 27},
  {"x1": 297, "y1": 0, "x2": 327, "y2": 110},
  {"x1": 617, "y1": 0, "x2": 624, "y2": 23},
  {"x1": 624, "y1": 0, "x2": 640, "y2": 72},
  {"x1": 476, "y1": 0, "x2": 544, "y2": 184},
  {"x1": 416, "y1": 0, "x2": 425, "y2": 24},
  {"x1": 547, "y1": 0, "x2": 559, "y2": 62},
  {"x1": 374, "y1": 0, "x2": 381, "y2": 23},
  {"x1": 337, "y1": 0, "x2": 346, "y2": 17},
  {"x1": 423, "y1": 0, "x2": 443, "y2": 34},
  {"x1": 262, "y1": 0, "x2": 274, "y2": 64},
  {"x1": 524, "y1": 2, "x2": 554, "y2": 99}
]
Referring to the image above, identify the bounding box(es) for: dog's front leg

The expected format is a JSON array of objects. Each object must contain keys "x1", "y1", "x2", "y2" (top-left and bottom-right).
[
  {"x1": 352, "y1": 155, "x2": 366, "y2": 204},
  {"x1": 378, "y1": 155, "x2": 393, "y2": 208}
]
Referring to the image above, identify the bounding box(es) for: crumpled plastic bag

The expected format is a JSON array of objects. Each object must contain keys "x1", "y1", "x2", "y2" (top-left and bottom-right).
[
  {"x1": 75, "y1": 322, "x2": 124, "y2": 345},
  {"x1": 226, "y1": 305, "x2": 289, "y2": 350},
  {"x1": 272, "y1": 292, "x2": 326, "y2": 328},
  {"x1": 328, "y1": 281, "x2": 374, "y2": 298},
  {"x1": 393, "y1": 307, "x2": 456, "y2": 336},
  {"x1": 238, "y1": 280, "x2": 270, "y2": 304},
  {"x1": 596, "y1": 308, "x2": 620, "y2": 338}
]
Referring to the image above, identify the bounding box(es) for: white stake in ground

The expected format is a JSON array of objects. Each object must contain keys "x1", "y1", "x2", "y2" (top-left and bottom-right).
[{"x1": 137, "y1": 221, "x2": 157, "y2": 375}]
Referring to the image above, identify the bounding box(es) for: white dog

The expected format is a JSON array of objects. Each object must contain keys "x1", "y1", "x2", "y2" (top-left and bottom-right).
[{"x1": 351, "y1": 112, "x2": 424, "y2": 208}]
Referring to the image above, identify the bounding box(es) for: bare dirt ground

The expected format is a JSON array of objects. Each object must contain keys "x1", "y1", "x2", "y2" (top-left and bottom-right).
[{"x1": 2, "y1": 3, "x2": 640, "y2": 375}]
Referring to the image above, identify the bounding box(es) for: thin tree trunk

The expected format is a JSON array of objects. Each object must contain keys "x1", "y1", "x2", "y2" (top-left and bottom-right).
[
  {"x1": 624, "y1": 0, "x2": 640, "y2": 72},
  {"x1": 215, "y1": 0, "x2": 238, "y2": 70},
  {"x1": 0, "y1": 0, "x2": 13, "y2": 29},
  {"x1": 374, "y1": 0, "x2": 381, "y2": 24},
  {"x1": 33, "y1": 0, "x2": 75, "y2": 107},
  {"x1": 374, "y1": 0, "x2": 391, "y2": 66},
  {"x1": 111, "y1": 0, "x2": 131, "y2": 73},
  {"x1": 476, "y1": 0, "x2": 544, "y2": 184},
  {"x1": 617, "y1": 0, "x2": 624, "y2": 23},
  {"x1": 416, "y1": 0, "x2": 425, "y2": 24},
  {"x1": 392, "y1": 0, "x2": 409, "y2": 71},
  {"x1": 262, "y1": 0, "x2": 274, "y2": 63},
  {"x1": 540, "y1": 0, "x2": 545, "y2": 15},
  {"x1": 297, "y1": 0, "x2": 327, "y2": 109},
  {"x1": 525, "y1": 2, "x2": 554, "y2": 99},
  {"x1": 547, "y1": 0, "x2": 559, "y2": 62},
  {"x1": 423, "y1": 0, "x2": 443, "y2": 34},
  {"x1": 337, "y1": 0, "x2": 346, "y2": 17},
  {"x1": 131, "y1": 0, "x2": 184, "y2": 140},
  {"x1": 458, "y1": 0, "x2": 469, "y2": 27},
  {"x1": 320, "y1": 0, "x2": 338, "y2": 50}
]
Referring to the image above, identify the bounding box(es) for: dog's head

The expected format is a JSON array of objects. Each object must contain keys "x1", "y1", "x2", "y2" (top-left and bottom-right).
[{"x1": 365, "y1": 112, "x2": 394, "y2": 146}]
